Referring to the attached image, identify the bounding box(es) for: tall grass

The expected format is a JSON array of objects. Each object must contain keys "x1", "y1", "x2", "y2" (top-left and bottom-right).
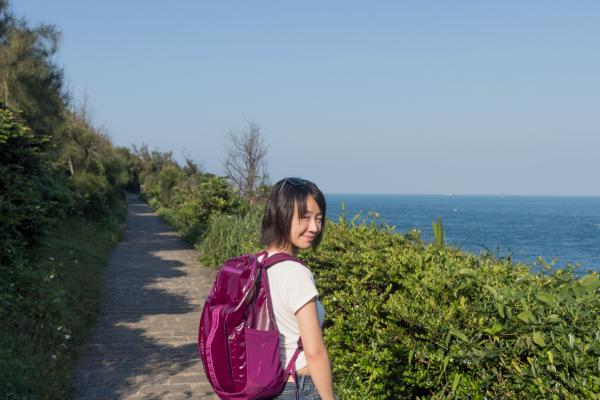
[
  {"x1": 0, "y1": 212, "x2": 123, "y2": 399},
  {"x1": 197, "y1": 208, "x2": 263, "y2": 267}
]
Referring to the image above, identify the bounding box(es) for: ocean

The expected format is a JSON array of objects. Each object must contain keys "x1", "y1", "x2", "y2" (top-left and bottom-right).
[{"x1": 324, "y1": 194, "x2": 600, "y2": 273}]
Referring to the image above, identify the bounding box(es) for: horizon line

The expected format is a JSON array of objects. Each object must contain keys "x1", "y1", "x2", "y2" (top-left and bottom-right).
[{"x1": 324, "y1": 192, "x2": 600, "y2": 198}]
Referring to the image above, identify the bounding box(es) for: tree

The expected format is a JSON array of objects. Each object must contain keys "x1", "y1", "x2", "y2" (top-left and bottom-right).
[
  {"x1": 224, "y1": 120, "x2": 269, "y2": 207},
  {"x1": 0, "y1": 2, "x2": 66, "y2": 137},
  {"x1": 182, "y1": 149, "x2": 202, "y2": 176}
]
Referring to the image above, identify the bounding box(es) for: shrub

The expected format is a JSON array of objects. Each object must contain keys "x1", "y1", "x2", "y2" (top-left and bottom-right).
[
  {"x1": 0, "y1": 108, "x2": 53, "y2": 260},
  {"x1": 172, "y1": 176, "x2": 243, "y2": 224},
  {"x1": 158, "y1": 165, "x2": 184, "y2": 205},
  {"x1": 184, "y1": 202, "x2": 600, "y2": 398},
  {"x1": 298, "y1": 215, "x2": 600, "y2": 399},
  {"x1": 70, "y1": 172, "x2": 111, "y2": 219},
  {"x1": 0, "y1": 214, "x2": 123, "y2": 399},
  {"x1": 197, "y1": 207, "x2": 263, "y2": 267},
  {"x1": 1, "y1": 7, "x2": 132, "y2": 397},
  {"x1": 147, "y1": 173, "x2": 245, "y2": 244}
]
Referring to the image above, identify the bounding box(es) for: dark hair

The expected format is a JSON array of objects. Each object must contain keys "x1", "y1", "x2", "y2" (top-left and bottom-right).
[{"x1": 261, "y1": 177, "x2": 327, "y2": 251}]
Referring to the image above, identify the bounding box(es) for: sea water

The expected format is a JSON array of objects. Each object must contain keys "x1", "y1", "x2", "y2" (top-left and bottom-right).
[{"x1": 325, "y1": 194, "x2": 600, "y2": 273}]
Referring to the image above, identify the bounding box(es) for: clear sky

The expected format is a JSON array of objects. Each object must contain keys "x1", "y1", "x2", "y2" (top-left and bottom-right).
[{"x1": 12, "y1": 1, "x2": 600, "y2": 195}]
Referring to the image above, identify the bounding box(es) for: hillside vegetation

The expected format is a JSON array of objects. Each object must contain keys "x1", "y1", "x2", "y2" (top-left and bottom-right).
[
  {"x1": 2, "y1": 2, "x2": 598, "y2": 399},
  {"x1": 1, "y1": 3, "x2": 136, "y2": 397},
  {"x1": 141, "y1": 169, "x2": 600, "y2": 398}
]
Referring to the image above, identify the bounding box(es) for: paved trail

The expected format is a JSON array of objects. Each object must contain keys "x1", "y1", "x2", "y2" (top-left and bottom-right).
[{"x1": 72, "y1": 194, "x2": 217, "y2": 400}]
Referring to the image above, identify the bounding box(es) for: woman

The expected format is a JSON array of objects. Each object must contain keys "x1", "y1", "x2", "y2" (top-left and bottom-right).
[{"x1": 260, "y1": 177, "x2": 336, "y2": 400}]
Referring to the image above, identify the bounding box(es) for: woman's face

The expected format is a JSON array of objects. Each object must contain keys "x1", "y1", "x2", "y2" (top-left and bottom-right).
[{"x1": 290, "y1": 195, "x2": 323, "y2": 250}]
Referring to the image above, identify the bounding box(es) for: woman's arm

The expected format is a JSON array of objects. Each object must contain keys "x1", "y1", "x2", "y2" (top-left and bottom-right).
[{"x1": 296, "y1": 298, "x2": 335, "y2": 400}]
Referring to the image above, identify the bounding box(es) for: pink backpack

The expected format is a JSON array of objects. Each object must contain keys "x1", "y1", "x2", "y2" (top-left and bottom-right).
[{"x1": 198, "y1": 251, "x2": 303, "y2": 399}]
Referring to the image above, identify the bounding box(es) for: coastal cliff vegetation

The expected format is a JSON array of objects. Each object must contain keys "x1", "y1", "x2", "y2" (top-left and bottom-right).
[
  {"x1": 2, "y1": 2, "x2": 598, "y2": 398},
  {"x1": 1, "y1": 2, "x2": 136, "y2": 397},
  {"x1": 145, "y1": 175, "x2": 600, "y2": 398}
]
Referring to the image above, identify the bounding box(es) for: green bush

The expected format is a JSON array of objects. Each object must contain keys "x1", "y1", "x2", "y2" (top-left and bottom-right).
[
  {"x1": 197, "y1": 207, "x2": 263, "y2": 267},
  {"x1": 0, "y1": 108, "x2": 53, "y2": 259},
  {"x1": 70, "y1": 171, "x2": 111, "y2": 219},
  {"x1": 145, "y1": 173, "x2": 245, "y2": 244},
  {"x1": 1, "y1": 90, "x2": 128, "y2": 400},
  {"x1": 0, "y1": 212, "x2": 123, "y2": 399},
  {"x1": 157, "y1": 165, "x2": 184, "y2": 205},
  {"x1": 183, "y1": 176, "x2": 244, "y2": 222},
  {"x1": 1, "y1": 7, "x2": 133, "y2": 398},
  {"x1": 299, "y1": 216, "x2": 600, "y2": 399},
  {"x1": 192, "y1": 206, "x2": 600, "y2": 399}
]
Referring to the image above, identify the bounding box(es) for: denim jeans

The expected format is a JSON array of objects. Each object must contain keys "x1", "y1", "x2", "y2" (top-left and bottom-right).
[{"x1": 272, "y1": 375, "x2": 321, "y2": 400}]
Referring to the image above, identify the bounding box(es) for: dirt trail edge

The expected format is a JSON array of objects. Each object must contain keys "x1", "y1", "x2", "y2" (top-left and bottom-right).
[{"x1": 72, "y1": 193, "x2": 217, "y2": 400}]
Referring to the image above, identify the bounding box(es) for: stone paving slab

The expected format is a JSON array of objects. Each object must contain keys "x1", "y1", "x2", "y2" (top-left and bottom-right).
[{"x1": 71, "y1": 194, "x2": 217, "y2": 399}]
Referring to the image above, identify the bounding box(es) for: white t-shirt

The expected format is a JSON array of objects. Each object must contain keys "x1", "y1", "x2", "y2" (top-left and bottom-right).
[{"x1": 262, "y1": 254, "x2": 325, "y2": 371}]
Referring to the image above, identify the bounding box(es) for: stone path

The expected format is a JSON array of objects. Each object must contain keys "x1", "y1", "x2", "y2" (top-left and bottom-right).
[{"x1": 72, "y1": 194, "x2": 217, "y2": 400}]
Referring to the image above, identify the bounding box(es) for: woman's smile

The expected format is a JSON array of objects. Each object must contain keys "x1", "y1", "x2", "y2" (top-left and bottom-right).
[{"x1": 290, "y1": 195, "x2": 323, "y2": 250}]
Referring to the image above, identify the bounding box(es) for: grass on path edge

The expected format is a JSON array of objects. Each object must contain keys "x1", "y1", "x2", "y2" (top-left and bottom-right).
[{"x1": 1, "y1": 207, "x2": 124, "y2": 400}]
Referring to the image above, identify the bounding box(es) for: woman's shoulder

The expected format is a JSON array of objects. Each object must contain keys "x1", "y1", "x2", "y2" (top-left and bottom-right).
[
  {"x1": 268, "y1": 259, "x2": 313, "y2": 279},
  {"x1": 268, "y1": 259, "x2": 319, "y2": 308}
]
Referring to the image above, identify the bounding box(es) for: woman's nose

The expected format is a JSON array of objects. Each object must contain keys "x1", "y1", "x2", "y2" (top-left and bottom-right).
[{"x1": 308, "y1": 218, "x2": 320, "y2": 233}]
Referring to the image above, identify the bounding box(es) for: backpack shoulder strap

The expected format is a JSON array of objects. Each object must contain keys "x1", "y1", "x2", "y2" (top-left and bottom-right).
[
  {"x1": 283, "y1": 337, "x2": 303, "y2": 381},
  {"x1": 257, "y1": 252, "x2": 306, "y2": 380},
  {"x1": 261, "y1": 252, "x2": 306, "y2": 269}
]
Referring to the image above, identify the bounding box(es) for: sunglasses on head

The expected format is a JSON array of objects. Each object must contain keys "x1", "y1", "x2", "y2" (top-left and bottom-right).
[{"x1": 278, "y1": 177, "x2": 306, "y2": 194}]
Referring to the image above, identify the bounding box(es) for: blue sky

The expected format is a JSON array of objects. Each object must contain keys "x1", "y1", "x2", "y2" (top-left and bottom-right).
[{"x1": 13, "y1": 1, "x2": 600, "y2": 195}]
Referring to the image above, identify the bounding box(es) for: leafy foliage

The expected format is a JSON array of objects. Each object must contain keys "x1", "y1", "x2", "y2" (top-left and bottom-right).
[
  {"x1": 432, "y1": 217, "x2": 444, "y2": 249},
  {"x1": 142, "y1": 165, "x2": 245, "y2": 244},
  {"x1": 197, "y1": 207, "x2": 263, "y2": 267},
  {"x1": 0, "y1": 108, "x2": 53, "y2": 260},
  {"x1": 300, "y1": 216, "x2": 600, "y2": 399},
  {"x1": 0, "y1": 6, "x2": 65, "y2": 138},
  {"x1": 194, "y1": 208, "x2": 600, "y2": 399},
  {"x1": 0, "y1": 215, "x2": 123, "y2": 399},
  {"x1": 4, "y1": 3, "x2": 597, "y2": 399},
  {"x1": 1, "y1": 3, "x2": 134, "y2": 397}
]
